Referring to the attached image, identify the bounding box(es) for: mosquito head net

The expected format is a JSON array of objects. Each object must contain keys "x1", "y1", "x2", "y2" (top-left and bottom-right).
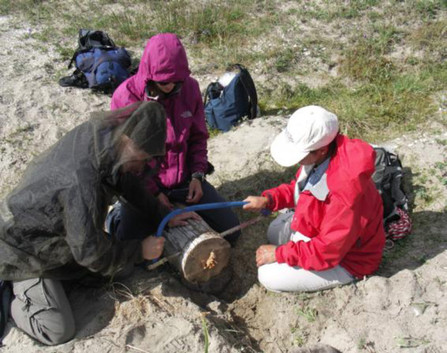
[{"x1": 91, "y1": 101, "x2": 167, "y2": 177}]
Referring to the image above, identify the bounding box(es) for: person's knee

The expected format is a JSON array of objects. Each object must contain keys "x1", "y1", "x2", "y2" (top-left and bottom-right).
[
  {"x1": 42, "y1": 313, "x2": 76, "y2": 345},
  {"x1": 257, "y1": 264, "x2": 283, "y2": 292},
  {"x1": 11, "y1": 281, "x2": 76, "y2": 346},
  {"x1": 266, "y1": 221, "x2": 280, "y2": 244},
  {"x1": 259, "y1": 264, "x2": 355, "y2": 293},
  {"x1": 258, "y1": 262, "x2": 311, "y2": 293},
  {"x1": 12, "y1": 302, "x2": 76, "y2": 345},
  {"x1": 267, "y1": 212, "x2": 293, "y2": 245}
]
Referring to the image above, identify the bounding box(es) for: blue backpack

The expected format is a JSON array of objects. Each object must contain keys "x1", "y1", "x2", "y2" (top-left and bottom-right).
[
  {"x1": 204, "y1": 64, "x2": 258, "y2": 132},
  {"x1": 59, "y1": 29, "x2": 131, "y2": 93}
]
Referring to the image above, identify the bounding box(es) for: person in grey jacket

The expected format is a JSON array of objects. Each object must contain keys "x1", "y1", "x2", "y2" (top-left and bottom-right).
[{"x1": 0, "y1": 101, "x2": 195, "y2": 345}]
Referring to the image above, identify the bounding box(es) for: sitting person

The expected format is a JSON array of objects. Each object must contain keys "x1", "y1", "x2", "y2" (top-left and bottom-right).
[
  {"x1": 0, "y1": 101, "x2": 196, "y2": 345},
  {"x1": 110, "y1": 33, "x2": 241, "y2": 244},
  {"x1": 243, "y1": 105, "x2": 385, "y2": 292}
]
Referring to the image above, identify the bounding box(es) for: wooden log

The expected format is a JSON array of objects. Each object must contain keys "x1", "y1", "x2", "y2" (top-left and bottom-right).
[{"x1": 162, "y1": 217, "x2": 231, "y2": 284}]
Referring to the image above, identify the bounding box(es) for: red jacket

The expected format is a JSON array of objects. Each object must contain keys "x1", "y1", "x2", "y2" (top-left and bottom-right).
[{"x1": 262, "y1": 135, "x2": 385, "y2": 278}]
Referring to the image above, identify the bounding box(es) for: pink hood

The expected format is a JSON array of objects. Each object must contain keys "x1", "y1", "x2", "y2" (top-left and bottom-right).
[{"x1": 126, "y1": 33, "x2": 191, "y2": 102}]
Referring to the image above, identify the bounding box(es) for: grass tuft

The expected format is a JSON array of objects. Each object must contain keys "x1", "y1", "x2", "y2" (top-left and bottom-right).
[{"x1": 1, "y1": 0, "x2": 446, "y2": 143}]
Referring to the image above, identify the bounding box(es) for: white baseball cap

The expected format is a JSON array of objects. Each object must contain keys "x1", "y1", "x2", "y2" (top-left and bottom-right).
[{"x1": 270, "y1": 105, "x2": 339, "y2": 167}]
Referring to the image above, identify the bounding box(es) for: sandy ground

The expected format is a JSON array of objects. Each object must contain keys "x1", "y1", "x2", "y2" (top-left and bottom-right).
[{"x1": 1, "y1": 14, "x2": 447, "y2": 353}]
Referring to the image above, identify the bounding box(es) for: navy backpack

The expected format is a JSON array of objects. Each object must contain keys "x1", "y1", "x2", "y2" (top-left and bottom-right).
[
  {"x1": 59, "y1": 29, "x2": 131, "y2": 93},
  {"x1": 204, "y1": 64, "x2": 258, "y2": 132}
]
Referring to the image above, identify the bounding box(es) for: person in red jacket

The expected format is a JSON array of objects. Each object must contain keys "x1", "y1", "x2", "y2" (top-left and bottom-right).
[{"x1": 243, "y1": 106, "x2": 385, "y2": 292}]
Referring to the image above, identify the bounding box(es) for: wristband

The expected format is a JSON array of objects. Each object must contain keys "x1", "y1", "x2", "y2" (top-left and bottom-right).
[{"x1": 191, "y1": 171, "x2": 205, "y2": 182}]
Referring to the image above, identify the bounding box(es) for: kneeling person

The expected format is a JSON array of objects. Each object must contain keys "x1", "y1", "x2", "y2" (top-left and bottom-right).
[
  {"x1": 0, "y1": 101, "x2": 195, "y2": 345},
  {"x1": 243, "y1": 106, "x2": 385, "y2": 292}
]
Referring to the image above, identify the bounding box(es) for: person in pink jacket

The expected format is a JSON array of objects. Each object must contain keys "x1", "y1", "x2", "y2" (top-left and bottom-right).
[
  {"x1": 243, "y1": 106, "x2": 385, "y2": 292},
  {"x1": 110, "y1": 33, "x2": 240, "y2": 244}
]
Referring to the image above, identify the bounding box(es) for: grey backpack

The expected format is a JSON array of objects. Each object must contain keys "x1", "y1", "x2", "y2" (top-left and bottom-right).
[{"x1": 372, "y1": 147, "x2": 408, "y2": 221}]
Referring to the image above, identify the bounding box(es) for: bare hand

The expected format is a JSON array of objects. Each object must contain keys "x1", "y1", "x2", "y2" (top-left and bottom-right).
[
  {"x1": 158, "y1": 192, "x2": 174, "y2": 210},
  {"x1": 168, "y1": 211, "x2": 201, "y2": 227},
  {"x1": 186, "y1": 179, "x2": 203, "y2": 204},
  {"x1": 243, "y1": 196, "x2": 268, "y2": 211},
  {"x1": 141, "y1": 236, "x2": 165, "y2": 260},
  {"x1": 256, "y1": 245, "x2": 277, "y2": 267}
]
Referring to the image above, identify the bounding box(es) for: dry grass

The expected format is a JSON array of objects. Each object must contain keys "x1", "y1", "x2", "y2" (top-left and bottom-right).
[{"x1": 0, "y1": 0, "x2": 445, "y2": 140}]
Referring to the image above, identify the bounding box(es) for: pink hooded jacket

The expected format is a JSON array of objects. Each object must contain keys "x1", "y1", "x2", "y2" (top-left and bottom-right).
[{"x1": 111, "y1": 33, "x2": 209, "y2": 193}]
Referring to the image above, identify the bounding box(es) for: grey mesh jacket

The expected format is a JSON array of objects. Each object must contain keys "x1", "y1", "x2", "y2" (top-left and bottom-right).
[{"x1": 0, "y1": 101, "x2": 168, "y2": 281}]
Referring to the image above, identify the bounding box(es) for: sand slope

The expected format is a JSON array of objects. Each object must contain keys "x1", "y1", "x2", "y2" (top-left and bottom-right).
[{"x1": 1, "y1": 14, "x2": 447, "y2": 353}]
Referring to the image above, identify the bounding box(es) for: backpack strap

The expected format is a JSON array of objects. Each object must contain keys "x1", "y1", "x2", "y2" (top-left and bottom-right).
[
  {"x1": 233, "y1": 64, "x2": 258, "y2": 119},
  {"x1": 203, "y1": 82, "x2": 214, "y2": 106},
  {"x1": 69, "y1": 29, "x2": 96, "y2": 69},
  {"x1": 68, "y1": 51, "x2": 80, "y2": 69},
  {"x1": 0, "y1": 281, "x2": 12, "y2": 346},
  {"x1": 68, "y1": 29, "x2": 117, "y2": 69},
  {"x1": 203, "y1": 82, "x2": 223, "y2": 106}
]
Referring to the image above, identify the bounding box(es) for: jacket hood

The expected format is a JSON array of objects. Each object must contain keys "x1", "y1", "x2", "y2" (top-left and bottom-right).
[
  {"x1": 133, "y1": 33, "x2": 191, "y2": 96},
  {"x1": 327, "y1": 134, "x2": 376, "y2": 203}
]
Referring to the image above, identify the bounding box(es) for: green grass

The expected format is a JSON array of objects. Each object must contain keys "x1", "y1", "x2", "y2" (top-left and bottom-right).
[
  {"x1": 395, "y1": 336, "x2": 430, "y2": 348},
  {"x1": 260, "y1": 69, "x2": 440, "y2": 141},
  {"x1": 200, "y1": 313, "x2": 210, "y2": 353},
  {"x1": 261, "y1": 16, "x2": 446, "y2": 141},
  {"x1": 409, "y1": 18, "x2": 447, "y2": 61},
  {"x1": 1, "y1": 0, "x2": 446, "y2": 142},
  {"x1": 275, "y1": 48, "x2": 297, "y2": 73},
  {"x1": 295, "y1": 306, "x2": 318, "y2": 322},
  {"x1": 299, "y1": 0, "x2": 380, "y2": 21},
  {"x1": 0, "y1": 0, "x2": 269, "y2": 49}
]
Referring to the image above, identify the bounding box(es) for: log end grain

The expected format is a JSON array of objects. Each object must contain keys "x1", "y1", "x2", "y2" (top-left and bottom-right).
[{"x1": 181, "y1": 232, "x2": 231, "y2": 283}]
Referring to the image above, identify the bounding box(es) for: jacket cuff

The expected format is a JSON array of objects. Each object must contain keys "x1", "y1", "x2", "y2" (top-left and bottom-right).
[
  {"x1": 190, "y1": 163, "x2": 208, "y2": 174},
  {"x1": 261, "y1": 191, "x2": 275, "y2": 210},
  {"x1": 275, "y1": 245, "x2": 286, "y2": 264}
]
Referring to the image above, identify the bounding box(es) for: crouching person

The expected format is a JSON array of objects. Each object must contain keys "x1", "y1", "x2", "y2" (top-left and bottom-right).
[
  {"x1": 243, "y1": 106, "x2": 385, "y2": 292},
  {"x1": 0, "y1": 101, "x2": 195, "y2": 345}
]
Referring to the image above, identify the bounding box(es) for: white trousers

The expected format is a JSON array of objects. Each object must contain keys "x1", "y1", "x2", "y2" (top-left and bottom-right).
[{"x1": 258, "y1": 211, "x2": 354, "y2": 292}]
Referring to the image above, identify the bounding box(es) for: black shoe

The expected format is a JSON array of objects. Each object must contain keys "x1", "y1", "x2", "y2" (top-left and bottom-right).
[{"x1": 59, "y1": 70, "x2": 88, "y2": 88}]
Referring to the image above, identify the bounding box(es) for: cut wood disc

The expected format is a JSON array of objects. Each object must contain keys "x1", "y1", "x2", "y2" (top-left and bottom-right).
[
  {"x1": 181, "y1": 232, "x2": 231, "y2": 283},
  {"x1": 163, "y1": 217, "x2": 232, "y2": 284}
]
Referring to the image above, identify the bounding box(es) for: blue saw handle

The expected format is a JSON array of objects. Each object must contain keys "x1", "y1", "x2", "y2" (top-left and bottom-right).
[{"x1": 155, "y1": 201, "x2": 248, "y2": 237}]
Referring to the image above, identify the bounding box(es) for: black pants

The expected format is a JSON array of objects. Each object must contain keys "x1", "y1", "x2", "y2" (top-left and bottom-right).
[{"x1": 106, "y1": 181, "x2": 241, "y2": 245}]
